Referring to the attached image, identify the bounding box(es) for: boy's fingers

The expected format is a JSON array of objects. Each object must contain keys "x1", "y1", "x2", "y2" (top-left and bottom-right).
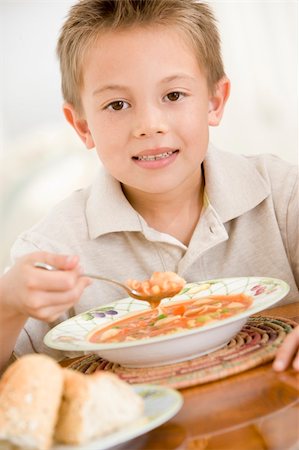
[
  {"x1": 47, "y1": 277, "x2": 91, "y2": 303},
  {"x1": 26, "y1": 270, "x2": 77, "y2": 291},
  {"x1": 26, "y1": 252, "x2": 80, "y2": 271},
  {"x1": 28, "y1": 277, "x2": 91, "y2": 307},
  {"x1": 273, "y1": 328, "x2": 299, "y2": 371},
  {"x1": 293, "y1": 352, "x2": 299, "y2": 371},
  {"x1": 26, "y1": 269, "x2": 91, "y2": 292}
]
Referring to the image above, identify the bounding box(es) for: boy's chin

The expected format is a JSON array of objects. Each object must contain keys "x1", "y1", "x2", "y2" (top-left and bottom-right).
[{"x1": 121, "y1": 178, "x2": 192, "y2": 197}]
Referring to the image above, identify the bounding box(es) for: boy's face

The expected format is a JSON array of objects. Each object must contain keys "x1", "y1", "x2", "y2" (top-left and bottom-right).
[{"x1": 65, "y1": 25, "x2": 229, "y2": 196}]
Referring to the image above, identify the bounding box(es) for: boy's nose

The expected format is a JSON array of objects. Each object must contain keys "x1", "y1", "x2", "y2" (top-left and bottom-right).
[{"x1": 132, "y1": 107, "x2": 168, "y2": 138}]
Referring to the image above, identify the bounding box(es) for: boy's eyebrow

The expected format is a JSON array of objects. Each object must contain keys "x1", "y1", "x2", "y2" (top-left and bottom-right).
[
  {"x1": 93, "y1": 74, "x2": 196, "y2": 97},
  {"x1": 161, "y1": 74, "x2": 196, "y2": 84},
  {"x1": 93, "y1": 84, "x2": 128, "y2": 96}
]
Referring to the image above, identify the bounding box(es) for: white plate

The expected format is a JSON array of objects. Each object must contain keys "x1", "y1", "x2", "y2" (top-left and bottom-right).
[
  {"x1": 52, "y1": 384, "x2": 183, "y2": 450},
  {"x1": 45, "y1": 277, "x2": 289, "y2": 367}
]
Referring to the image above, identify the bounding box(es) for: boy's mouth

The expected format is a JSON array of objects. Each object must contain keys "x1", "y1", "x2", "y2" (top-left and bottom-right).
[{"x1": 132, "y1": 149, "x2": 179, "y2": 161}]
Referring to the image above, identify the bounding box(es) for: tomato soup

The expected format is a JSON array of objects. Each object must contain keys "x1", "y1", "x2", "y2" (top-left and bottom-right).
[{"x1": 89, "y1": 294, "x2": 253, "y2": 344}]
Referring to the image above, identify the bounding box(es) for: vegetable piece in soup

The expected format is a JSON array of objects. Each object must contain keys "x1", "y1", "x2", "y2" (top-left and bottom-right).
[{"x1": 89, "y1": 294, "x2": 253, "y2": 344}]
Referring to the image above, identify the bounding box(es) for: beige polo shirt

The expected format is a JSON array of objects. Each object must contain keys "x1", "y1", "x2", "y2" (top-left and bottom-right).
[{"x1": 11, "y1": 146, "x2": 298, "y2": 359}]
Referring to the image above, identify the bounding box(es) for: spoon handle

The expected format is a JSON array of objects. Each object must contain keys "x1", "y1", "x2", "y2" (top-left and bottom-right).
[
  {"x1": 83, "y1": 273, "x2": 130, "y2": 292},
  {"x1": 34, "y1": 262, "x2": 57, "y2": 271},
  {"x1": 33, "y1": 262, "x2": 132, "y2": 295},
  {"x1": 33, "y1": 262, "x2": 161, "y2": 304}
]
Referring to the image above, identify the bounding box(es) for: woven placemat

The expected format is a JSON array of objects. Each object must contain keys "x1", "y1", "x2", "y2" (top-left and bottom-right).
[{"x1": 64, "y1": 316, "x2": 297, "y2": 390}]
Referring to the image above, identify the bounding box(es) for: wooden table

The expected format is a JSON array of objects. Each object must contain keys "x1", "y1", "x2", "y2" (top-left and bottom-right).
[{"x1": 128, "y1": 303, "x2": 299, "y2": 450}]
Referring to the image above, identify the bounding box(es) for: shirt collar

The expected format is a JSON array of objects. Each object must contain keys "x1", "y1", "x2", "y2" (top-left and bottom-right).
[
  {"x1": 86, "y1": 166, "x2": 142, "y2": 240},
  {"x1": 203, "y1": 145, "x2": 270, "y2": 223},
  {"x1": 86, "y1": 146, "x2": 270, "y2": 239}
]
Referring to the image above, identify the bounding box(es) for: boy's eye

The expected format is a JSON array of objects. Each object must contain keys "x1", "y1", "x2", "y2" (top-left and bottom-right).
[
  {"x1": 165, "y1": 91, "x2": 183, "y2": 102},
  {"x1": 106, "y1": 100, "x2": 129, "y2": 111}
]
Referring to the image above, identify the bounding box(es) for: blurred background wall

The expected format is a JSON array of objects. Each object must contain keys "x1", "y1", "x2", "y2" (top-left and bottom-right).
[{"x1": 0, "y1": 0, "x2": 298, "y2": 271}]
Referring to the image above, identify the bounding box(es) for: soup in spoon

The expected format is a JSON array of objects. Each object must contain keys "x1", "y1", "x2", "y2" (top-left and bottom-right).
[{"x1": 126, "y1": 271, "x2": 186, "y2": 306}]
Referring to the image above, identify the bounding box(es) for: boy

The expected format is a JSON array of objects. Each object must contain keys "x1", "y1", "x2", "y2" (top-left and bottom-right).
[{"x1": 0, "y1": 0, "x2": 298, "y2": 373}]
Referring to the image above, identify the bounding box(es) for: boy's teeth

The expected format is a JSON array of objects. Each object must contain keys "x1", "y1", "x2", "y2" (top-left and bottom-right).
[{"x1": 137, "y1": 151, "x2": 173, "y2": 161}]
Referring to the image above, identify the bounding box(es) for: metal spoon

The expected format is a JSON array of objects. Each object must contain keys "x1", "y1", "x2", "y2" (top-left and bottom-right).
[{"x1": 33, "y1": 262, "x2": 180, "y2": 307}]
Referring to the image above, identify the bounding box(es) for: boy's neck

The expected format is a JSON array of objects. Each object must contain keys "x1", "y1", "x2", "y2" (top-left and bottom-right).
[{"x1": 122, "y1": 171, "x2": 204, "y2": 246}]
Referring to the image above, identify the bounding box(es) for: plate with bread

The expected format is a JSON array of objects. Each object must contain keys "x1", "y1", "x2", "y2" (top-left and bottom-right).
[
  {"x1": 44, "y1": 277, "x2": 289, "y2": 367},
  {"x1": 0, "y1": 354, "x2": 183, "y2": 450}
]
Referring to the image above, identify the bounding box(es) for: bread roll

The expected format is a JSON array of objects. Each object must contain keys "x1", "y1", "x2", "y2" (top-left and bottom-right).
[
  {"x1": 0, "y1": 354, "x2": 63, "y2": 450},
  {"x1": 54, "y1": 369, "x2": 144, "y2": 444}
]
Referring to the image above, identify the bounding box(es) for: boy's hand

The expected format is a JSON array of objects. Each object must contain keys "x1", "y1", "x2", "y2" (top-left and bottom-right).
[
  {"x1": 0, "y1": 252, "x2": 91, "y2": 323},
  {"x1": 273, "y1": 325, "x2": 299, "y2": 372}
]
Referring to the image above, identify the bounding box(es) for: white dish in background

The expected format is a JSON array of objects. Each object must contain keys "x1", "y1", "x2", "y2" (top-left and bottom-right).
[
  {"x1": 53, "y1": 384, "x2": 183, "y2": 450},
  {"x1": 45, "y1": 277, "x2": 289, "y2": 367}
]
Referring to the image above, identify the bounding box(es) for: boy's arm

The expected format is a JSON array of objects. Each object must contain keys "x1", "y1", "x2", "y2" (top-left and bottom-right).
[
  {"x1": 0, "y1": 252, "x2": 91, "y2": 373},
  {"x1": 0, "y1": 300, "x2": 27, "y2": 373}
]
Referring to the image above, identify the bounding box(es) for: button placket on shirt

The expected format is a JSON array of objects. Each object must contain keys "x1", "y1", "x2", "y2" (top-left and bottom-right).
[{"x1": 177, "y1": 206, "x2": 229, "y2": 275}]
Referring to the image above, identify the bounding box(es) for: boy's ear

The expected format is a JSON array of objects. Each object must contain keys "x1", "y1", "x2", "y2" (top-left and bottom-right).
[
  {"x1": 208, "y1": 76, "x2": 230, "y2": 126},
  {"x1": 63, "y1": 103, "x2": 95, "y2": 149}
]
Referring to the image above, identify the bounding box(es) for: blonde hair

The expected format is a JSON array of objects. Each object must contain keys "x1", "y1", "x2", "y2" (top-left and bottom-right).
[{"x1": 57, "y1": 0, "x2": 225, "y2": 112}]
